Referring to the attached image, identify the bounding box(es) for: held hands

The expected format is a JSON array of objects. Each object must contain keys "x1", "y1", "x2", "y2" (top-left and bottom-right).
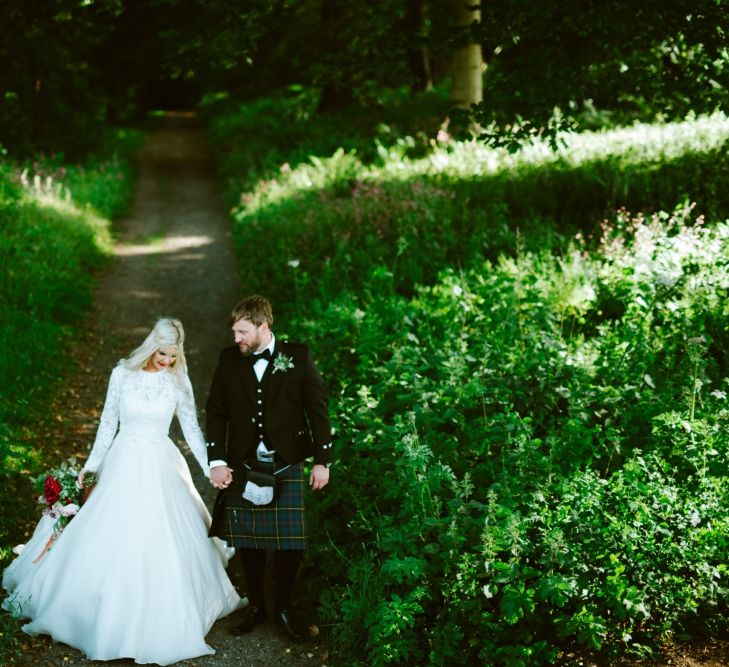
[
  {"x1": 210, "y1": 465, "x2": 233, "y2": 490},
  {"x1": 310, "y1": 464, "x2": 329, "y2": 491},
  {"x1": 212, "y1": 463, "x2": 326, "y2": 490}
]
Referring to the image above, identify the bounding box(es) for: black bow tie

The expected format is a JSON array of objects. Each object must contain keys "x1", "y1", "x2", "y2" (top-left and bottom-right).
[{"x1": 251, "y1": 349, "x2": 272, "y2": 363}]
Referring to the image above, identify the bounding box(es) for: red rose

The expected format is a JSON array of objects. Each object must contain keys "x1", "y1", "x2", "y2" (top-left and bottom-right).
[{"x1": 44, "y1": 476, "x2": 62, "y2": 505}]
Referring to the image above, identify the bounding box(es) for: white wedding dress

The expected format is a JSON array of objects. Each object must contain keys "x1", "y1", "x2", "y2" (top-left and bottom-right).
[{"x1": 2, "y1": 365, "x2": 243, "y2": 665}]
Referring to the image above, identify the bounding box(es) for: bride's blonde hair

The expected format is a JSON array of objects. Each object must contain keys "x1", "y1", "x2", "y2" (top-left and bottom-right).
[{"x1": 120, "y1": 318, "x2": 188, "y2": 379}]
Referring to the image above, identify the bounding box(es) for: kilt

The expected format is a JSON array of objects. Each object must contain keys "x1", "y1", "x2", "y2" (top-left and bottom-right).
[{"x1": 222, "y1": 461, "x2": 307, "y2": 550}]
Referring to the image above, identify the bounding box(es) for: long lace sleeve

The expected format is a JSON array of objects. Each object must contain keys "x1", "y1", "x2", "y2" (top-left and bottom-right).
[
  {"x1": 176, "y1": 374, "x2": 210, "y2": 477},
  {"x1": 84, "y1": 366, "x2": 123, "y2": 472}
]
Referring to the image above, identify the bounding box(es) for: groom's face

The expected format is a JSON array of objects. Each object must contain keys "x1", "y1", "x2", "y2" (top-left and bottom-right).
[{"x1": 232, "y1": 318, "x2": 269, "y2": 356}]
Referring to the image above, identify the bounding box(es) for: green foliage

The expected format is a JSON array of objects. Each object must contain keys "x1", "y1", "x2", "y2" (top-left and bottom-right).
[
  {"x1": 3, "y1": 0, "x2": 729, "y2": 162},
  {"x1": 0, "y1": 1, "x2": 123, "y2": 155},
  {"x1": 200, "y1": 85, "x2": 452, "y2": 200},
  {"x1": 0, "y1": 133, "x2": 138, "y2": 502},
  {"x1": 272, "y1": 0, "x2": 417, "y2": 107},
  {"x1": 2, "y1": 0, "x2": 728, "y2": 155},
  {"x1": 298, "y1": 209, "x2": 729, "y2": 664},
  {"x1": 472, "y1": 0, "x2": 729, "y2": 145},
  {"x1": 209, "y1": 97, "x2": 729, "y2": 321},
  {"x1": 206, "y1": 94, "x2": 729, "y2": 663}
]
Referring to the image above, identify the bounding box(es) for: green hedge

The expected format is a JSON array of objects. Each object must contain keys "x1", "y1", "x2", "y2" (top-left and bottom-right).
[
  {"x1": 208, "y1": 100, "x2": 729, "y2": 319},
  {"x1": 294, "y1": 210, "x2": 729, "y2": 664},
  {"x1": 0, "y1": 131, "x2": 141, "y2": 516}
]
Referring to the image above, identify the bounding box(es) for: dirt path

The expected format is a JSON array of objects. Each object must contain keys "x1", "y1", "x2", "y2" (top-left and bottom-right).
[{"x1": 15, "y1": 112, "x2": 330, "y2": 667}]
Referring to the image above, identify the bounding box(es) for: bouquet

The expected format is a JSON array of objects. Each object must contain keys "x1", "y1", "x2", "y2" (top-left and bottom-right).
[{"x1": 32, "y1": 458, "x2": 96, "y2": 562}]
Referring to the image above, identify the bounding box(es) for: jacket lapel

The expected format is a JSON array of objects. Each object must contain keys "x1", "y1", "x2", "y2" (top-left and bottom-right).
[
  {"x1": 233, "y1": 350, "x2": 257, "y2": 404},
  {"x1": 263, "y1": 344, "x2": 287, "y2": 400}
]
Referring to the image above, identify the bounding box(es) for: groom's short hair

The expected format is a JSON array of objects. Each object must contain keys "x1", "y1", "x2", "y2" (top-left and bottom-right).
[{"x1": 230, "y1": 295, "x2": 273, "y2": 328}]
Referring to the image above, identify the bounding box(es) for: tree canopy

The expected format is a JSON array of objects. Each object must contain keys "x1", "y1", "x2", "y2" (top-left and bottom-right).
[{"x1": 1, "y1": 0, "x2": 727, "y2": 154}]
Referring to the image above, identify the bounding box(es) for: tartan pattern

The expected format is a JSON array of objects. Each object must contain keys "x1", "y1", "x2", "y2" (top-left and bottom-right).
[{"x1": 222, "y1": 462, "x2": 307, "y2": 550}]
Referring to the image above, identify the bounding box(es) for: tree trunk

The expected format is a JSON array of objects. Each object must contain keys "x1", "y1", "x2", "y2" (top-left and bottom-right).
[{"x1": 449, "y1": 1, "x2": 483, "y2": 109}]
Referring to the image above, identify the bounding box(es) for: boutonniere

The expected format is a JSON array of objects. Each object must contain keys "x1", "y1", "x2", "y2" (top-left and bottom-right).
[{"x1": 272, "y1": 353, "x2": 295, "y2": 374}]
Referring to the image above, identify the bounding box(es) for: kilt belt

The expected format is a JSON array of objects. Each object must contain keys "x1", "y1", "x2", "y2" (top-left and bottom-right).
[{"x1": 222, "y1": 460, "x2": 307, "y2": 550}]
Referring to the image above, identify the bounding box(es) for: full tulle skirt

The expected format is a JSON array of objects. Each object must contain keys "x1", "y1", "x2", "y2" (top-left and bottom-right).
[{"x1": 2, "y1": 430, "x2": 242, "y2": 665}]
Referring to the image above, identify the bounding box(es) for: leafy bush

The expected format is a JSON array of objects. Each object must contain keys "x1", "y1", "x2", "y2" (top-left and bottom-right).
[
  {"x1": 0, "y1": 131, "x2": 140, "y2": 504},
  {"x1": 200, "y1": 85, "x2": 452, "y2": 200},
  {"x1": 204, "y1": 94, "x2": 729, "y2": 663},
  {"x1": 209, "y1": 102, "x2": 729, "y2": 321},
  {"x1": 297, "y1": 208, "x2": 729, "y2": 664}
]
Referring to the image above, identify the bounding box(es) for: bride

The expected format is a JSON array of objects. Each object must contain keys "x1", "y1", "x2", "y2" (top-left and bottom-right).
[{"x1": 2, "y1": 318, "x2": 243, "y2": 665}]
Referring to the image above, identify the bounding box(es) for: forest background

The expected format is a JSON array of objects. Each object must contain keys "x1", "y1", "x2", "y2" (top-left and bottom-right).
[{"x1": 2, "y1": 1, "x2": 729, "y2": 665}]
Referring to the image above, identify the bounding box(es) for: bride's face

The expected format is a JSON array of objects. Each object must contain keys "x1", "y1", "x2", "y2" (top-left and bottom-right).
[
  {"x1": 146, "y1": 348, "x2": 178, "y2": 371},
  {"x1": 232, "y1": 318, "x2": 269, "y2": 356}
]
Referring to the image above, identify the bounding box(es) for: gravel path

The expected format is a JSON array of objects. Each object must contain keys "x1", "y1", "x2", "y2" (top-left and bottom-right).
[{"x1": 15, "y1": 112, "x2": 330, "y2": 667}]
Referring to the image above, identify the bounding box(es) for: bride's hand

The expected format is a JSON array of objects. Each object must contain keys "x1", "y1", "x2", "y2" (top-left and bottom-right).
[
  {"x1": 77, "y1": 469, "x2": 86, "y2": 488},
  {"x1": 210, "y1": 465, "x2": 233, "y2": 489}
]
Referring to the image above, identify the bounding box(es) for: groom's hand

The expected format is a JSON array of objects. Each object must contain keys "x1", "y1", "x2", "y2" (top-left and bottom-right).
[
  {"x1": 210, "y1": 465, "x2": 233, "y2": 489},
  {"x1": 310, "y1": 464, "x2": 330, "y2": 491}
]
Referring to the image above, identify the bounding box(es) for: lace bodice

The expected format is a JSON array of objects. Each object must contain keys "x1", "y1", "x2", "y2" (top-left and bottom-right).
[{"x1": 84, "y1": 366, "x2": 209, "y2": 475}]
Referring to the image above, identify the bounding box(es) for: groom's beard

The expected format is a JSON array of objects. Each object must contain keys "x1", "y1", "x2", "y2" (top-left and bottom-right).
[{"x1": 238, "y1": 334, "x2": 262, "y2": 357}]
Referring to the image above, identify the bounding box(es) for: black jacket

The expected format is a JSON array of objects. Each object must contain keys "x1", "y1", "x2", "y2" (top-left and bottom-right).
[{"x1": 205, "y1": 341, "x2": 332, "y2": 470}]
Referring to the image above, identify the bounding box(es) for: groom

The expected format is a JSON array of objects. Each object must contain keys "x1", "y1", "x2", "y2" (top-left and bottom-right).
[{"x1": 205, "y1": 295, "x2": 332, "y2": 641}]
